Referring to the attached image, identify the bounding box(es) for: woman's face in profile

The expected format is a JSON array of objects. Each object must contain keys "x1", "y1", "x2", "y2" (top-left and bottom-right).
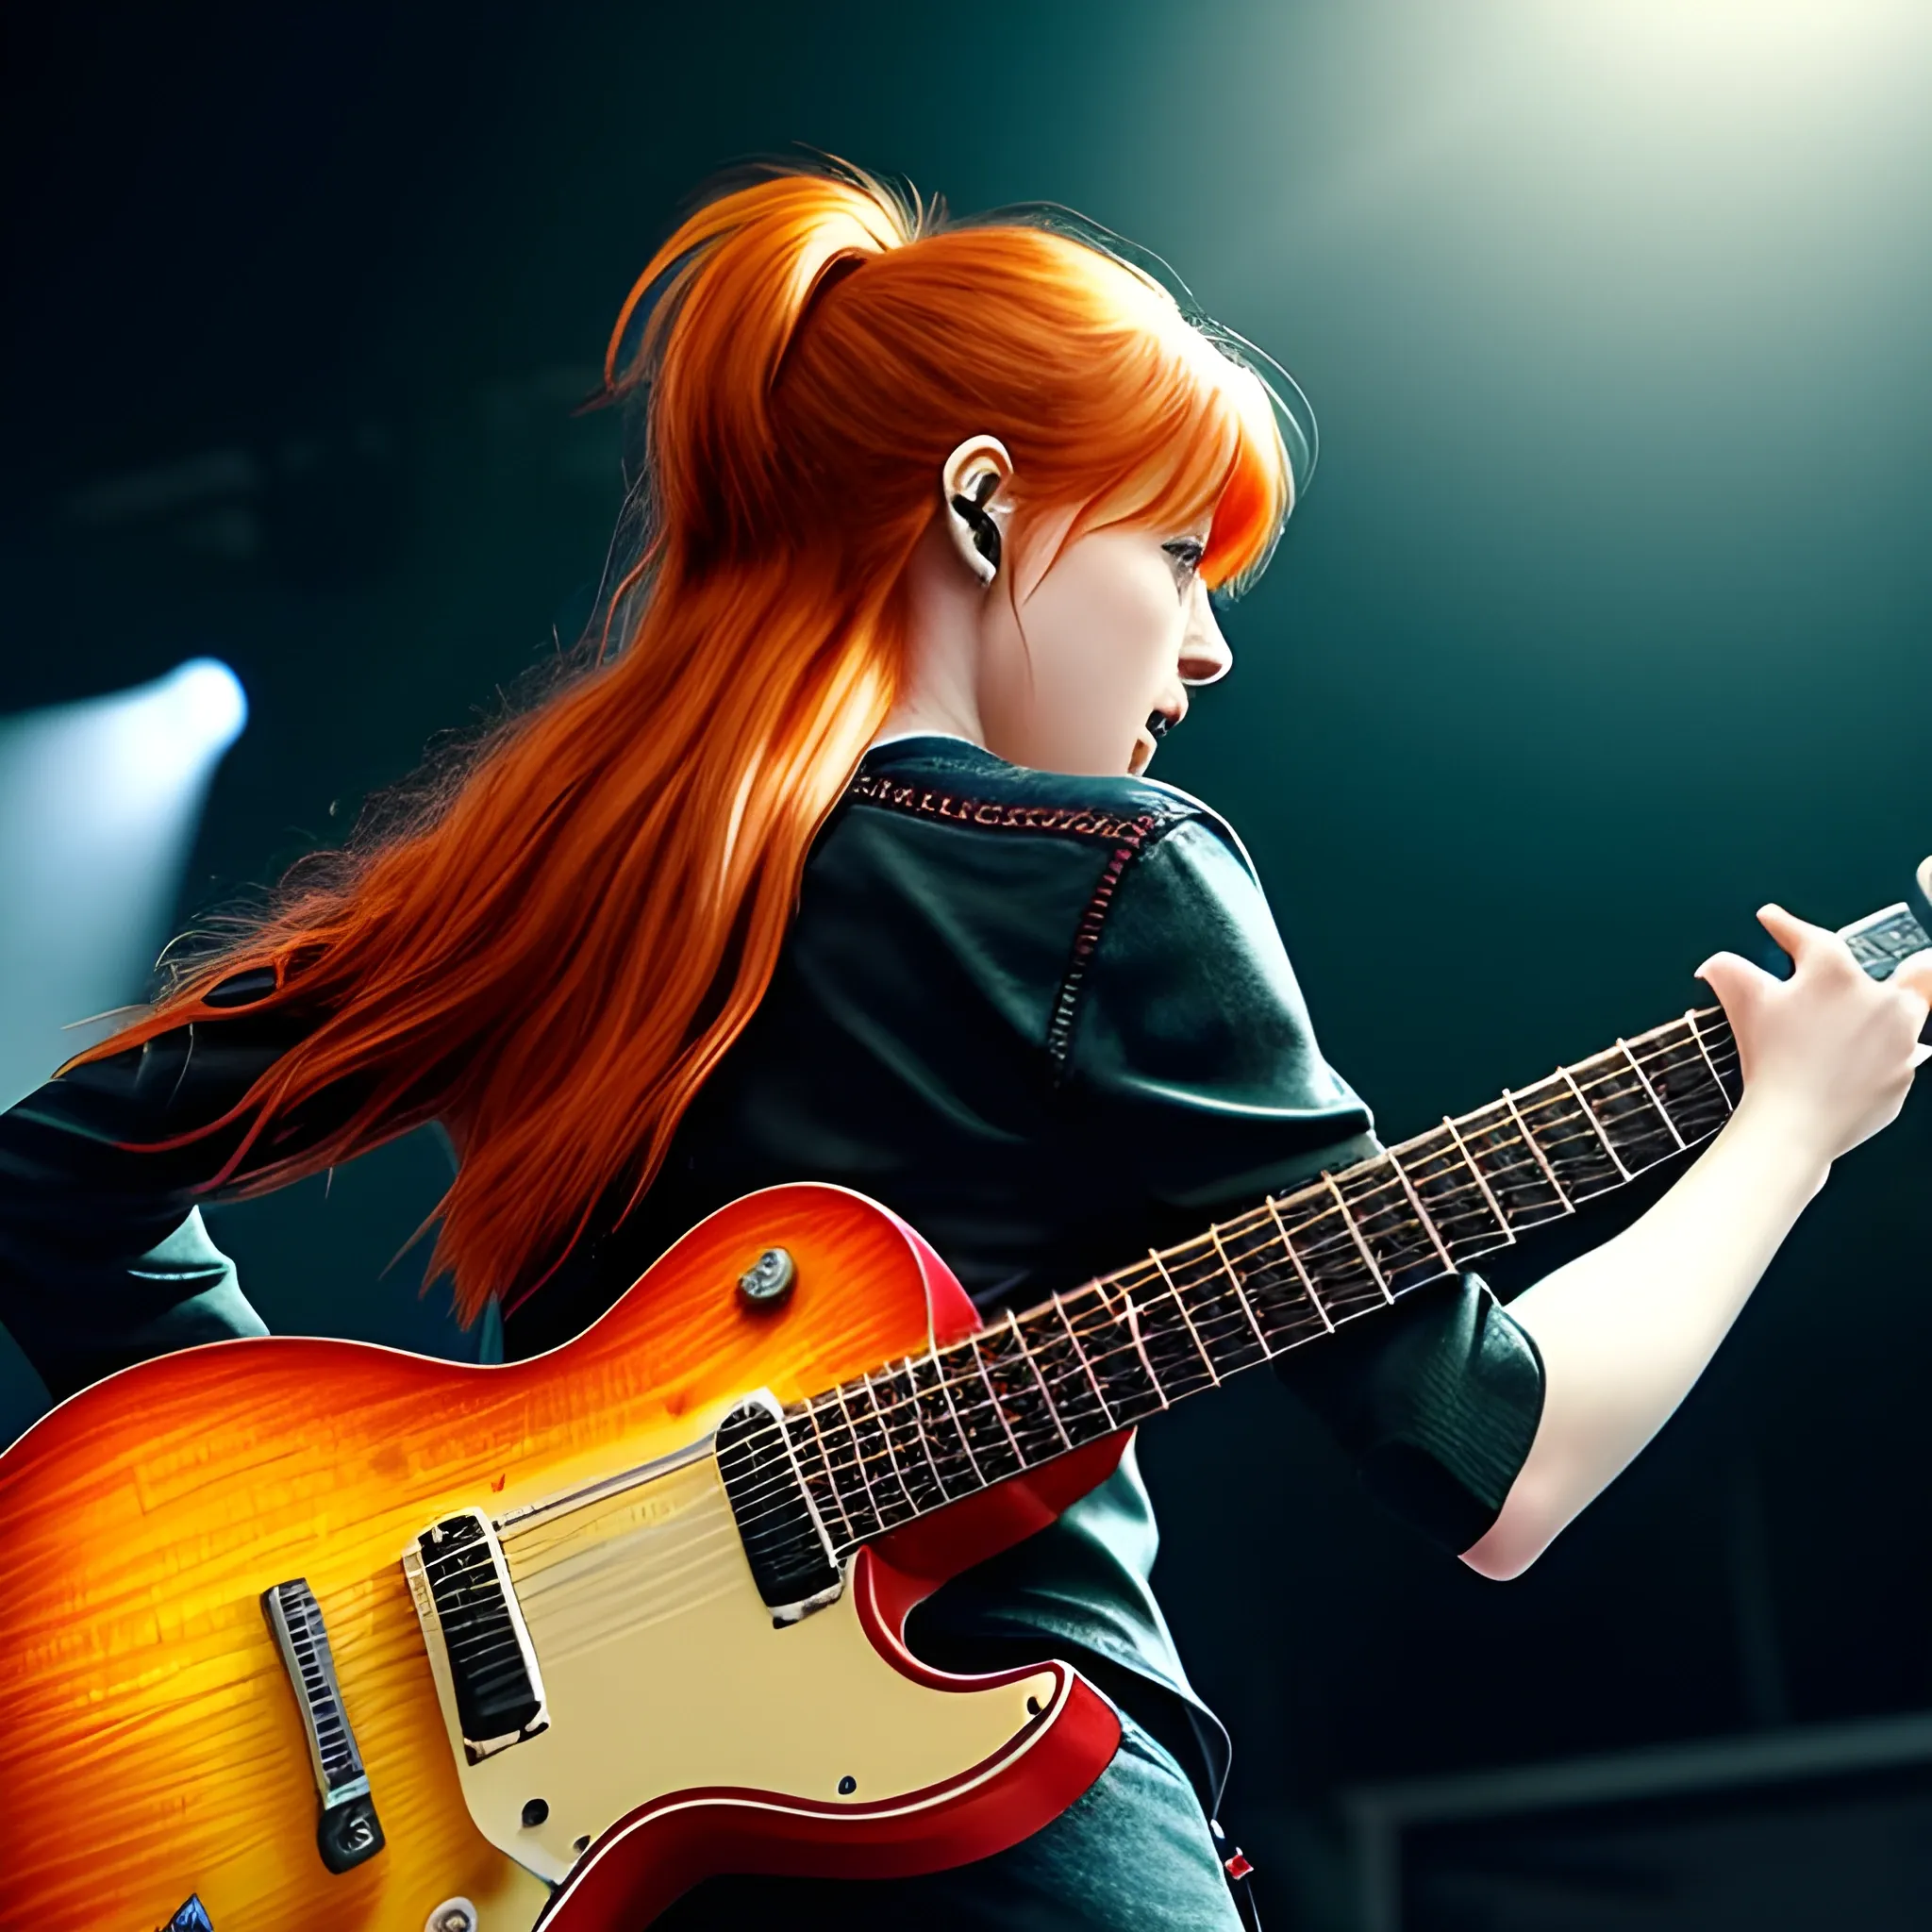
[{"x1": 974, "y1": 519, "x2": 1234, "y2": 779}]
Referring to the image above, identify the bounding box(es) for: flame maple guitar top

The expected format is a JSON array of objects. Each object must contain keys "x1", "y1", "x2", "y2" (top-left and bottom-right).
[{"x1": 0, "y1": 1184, "x2": 1124, "y2": 1932}]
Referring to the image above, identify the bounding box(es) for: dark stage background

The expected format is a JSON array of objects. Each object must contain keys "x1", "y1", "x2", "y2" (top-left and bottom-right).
[{"x1": 3, "y1": 4, "x2": 1928, "y2": 1926}]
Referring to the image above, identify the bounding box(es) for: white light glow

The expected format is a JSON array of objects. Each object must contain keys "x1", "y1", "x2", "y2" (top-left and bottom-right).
[
  {"x1": 96, "y1": 658, "x2": 250, "y2": 799},
  {"x1": 0, "y1": 659, "x2": 250, "y2": 1107},
  {"x1": 166, "y1": 658, "x2": 248, "y2": 754}
]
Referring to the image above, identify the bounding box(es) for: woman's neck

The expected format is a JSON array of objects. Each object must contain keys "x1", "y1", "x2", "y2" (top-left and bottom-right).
[{"x1": 876, "y1": 516, "x2": 990, "y2": 750}]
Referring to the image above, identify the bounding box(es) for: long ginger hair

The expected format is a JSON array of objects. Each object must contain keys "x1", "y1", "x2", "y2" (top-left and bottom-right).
[{"x1": 79, "y1": 162, "x2": 1294, "y2": 1322}]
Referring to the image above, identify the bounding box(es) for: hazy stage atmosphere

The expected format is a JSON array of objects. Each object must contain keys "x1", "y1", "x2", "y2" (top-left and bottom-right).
[{"x1": 3, "y1": 5, "x2": 1929, "y2": 1926}]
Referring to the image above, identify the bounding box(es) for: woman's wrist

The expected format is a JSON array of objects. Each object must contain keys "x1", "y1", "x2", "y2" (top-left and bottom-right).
[{"x1": 1721, "y1": 1088, "x2": 1835, "y2": 1201}]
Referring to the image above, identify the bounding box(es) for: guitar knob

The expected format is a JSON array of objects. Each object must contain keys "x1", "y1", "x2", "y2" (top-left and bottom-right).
[
  {"x1": 425, "y1": 1901, "x2": 476, "y2": 1932},
  {"x1": 738, "y1": 1246, "x2": 796, "y2": 1308}
]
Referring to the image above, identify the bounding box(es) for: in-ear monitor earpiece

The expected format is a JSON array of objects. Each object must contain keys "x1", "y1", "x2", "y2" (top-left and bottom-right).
[{"x1": 950, "y1": 468, "x2": 1003, "y2": 576}]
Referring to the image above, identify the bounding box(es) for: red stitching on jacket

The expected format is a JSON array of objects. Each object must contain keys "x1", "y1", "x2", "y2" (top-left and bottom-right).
[
  {"x1": 848, "y1": 769, "x2": 1166, "y2": 1074},
  {"x1": 850, "y1": 771, "x2": 1157, "y2": 847},
  {"x1": 1045, "y1": 818, "x2": 1158, "y2": 1074}
]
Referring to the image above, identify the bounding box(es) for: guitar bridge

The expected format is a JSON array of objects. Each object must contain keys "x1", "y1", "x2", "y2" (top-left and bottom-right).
[{"x1": 403, "y1": 1507, "x2": 550, "y2": 1762}]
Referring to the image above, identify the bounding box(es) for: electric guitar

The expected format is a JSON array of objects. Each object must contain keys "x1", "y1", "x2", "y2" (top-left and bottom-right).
[{"x1": 2, "y1": 883, "x2": 1927, "y2": 1932}]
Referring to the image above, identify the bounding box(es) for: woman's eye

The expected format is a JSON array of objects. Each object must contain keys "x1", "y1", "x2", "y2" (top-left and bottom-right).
[{"x1": 1162, "y1": 538, "x2": 1206, "y2": 587}]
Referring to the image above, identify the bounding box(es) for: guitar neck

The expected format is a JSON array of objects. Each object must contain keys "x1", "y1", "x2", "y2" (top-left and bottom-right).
[{"x1": 769, "y1": 897, "x2": 1932, "y2": 1558}]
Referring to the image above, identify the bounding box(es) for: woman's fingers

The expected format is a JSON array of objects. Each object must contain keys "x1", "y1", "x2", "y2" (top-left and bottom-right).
[
  {"x1": 1694, "y1": 948, "x2": 1774, "y2": 1023},
  {"x1": 1894, "y1": 950, "x2": 1932, "y2": 1070},
  {"x1": 1755, "y1": 901, "x2": 1845, "y2": 970},
  {"x1": 1893, "y1": 949, "x2": 1932, "y2": 1008},
  {"x1": 1697, "y1": 902, "x2": 1931, "y2": 1141}
]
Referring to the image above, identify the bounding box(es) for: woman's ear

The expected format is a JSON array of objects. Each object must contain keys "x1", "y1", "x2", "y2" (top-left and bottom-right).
[{"x1": 940, "y1": 435, "x2": 1014, "y2": 585}]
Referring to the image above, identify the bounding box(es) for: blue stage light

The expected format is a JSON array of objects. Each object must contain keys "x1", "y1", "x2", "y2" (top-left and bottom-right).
[
  {"x1": 166, "y1": 658, "x2": 248, "y2": 754},
  {"x1": 0, "y1": 658, "x2": 252, "y2": 1110}
]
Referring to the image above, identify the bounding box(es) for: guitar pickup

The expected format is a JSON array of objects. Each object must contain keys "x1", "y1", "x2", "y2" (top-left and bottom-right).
[
  {"x1": 261, "y1": 1579, "x2": 386, "y2": 1874},
  {"x1": 403, "y1": 1507, "x2": 550, "y2": 1762}
]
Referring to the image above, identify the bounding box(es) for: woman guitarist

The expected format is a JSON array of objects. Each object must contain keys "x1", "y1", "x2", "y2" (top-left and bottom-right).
[{"x1": 1, "y1": 162, "x2": 1926, "y2": 1929}]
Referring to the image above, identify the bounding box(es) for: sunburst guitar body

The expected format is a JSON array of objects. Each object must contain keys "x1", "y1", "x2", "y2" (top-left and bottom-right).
[{"x1": 0, "y1": 1184, "x2": 1125, "y2": 1931}]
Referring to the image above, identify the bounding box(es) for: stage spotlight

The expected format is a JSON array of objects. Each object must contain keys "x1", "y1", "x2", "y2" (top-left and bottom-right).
[
  {"x1": 99, "y1": 658, "x2": 250, "y2": 798},
  {"x1": 167, "y1": 658, "x2": 248, "y2": 754},
  {"x1": 0, "y1": 658, "x2": 249, "y2": 1108}
]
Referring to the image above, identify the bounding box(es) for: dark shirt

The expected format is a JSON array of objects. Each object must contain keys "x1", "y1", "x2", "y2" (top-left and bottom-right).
[{"x1": 0, "y1": 733, "x2": 1544, "y2": 1812}]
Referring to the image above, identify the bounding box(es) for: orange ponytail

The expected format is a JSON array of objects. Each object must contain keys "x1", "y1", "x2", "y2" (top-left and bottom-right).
[{"x1": 76, "y1": 160, "x2": 1292, "y2": 1322}]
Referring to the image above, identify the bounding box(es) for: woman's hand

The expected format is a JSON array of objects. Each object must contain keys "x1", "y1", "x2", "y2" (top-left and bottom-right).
[
  {"x1": 1696, "y1": 903, "x2": 1932, "y2": 1168},
  {"x1": 1467, "y1": 891, "x2": 1930, "y2": 1581}
]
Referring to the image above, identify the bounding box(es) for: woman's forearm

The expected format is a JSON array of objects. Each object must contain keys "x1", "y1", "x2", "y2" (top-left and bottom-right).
[{"x1": 1460, "y1": 1092, "x2": 1829, "y2": 1580}]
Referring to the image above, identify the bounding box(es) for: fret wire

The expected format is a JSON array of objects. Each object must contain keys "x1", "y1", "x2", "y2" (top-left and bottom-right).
[
  {"x1": 1618, "y1": 1035, "x2": 1688, "y2": 1151},
  {"x1": 965, "y1": 1333, "x2": 1030, "y2": 1464},
  {"x1": 1265, "y1": 1194, "x2": 1335, "y2": 1331},
  {"x1": 1502, "y1": 1086, "x2": 1576, "y2": 1211},
  {"x1": 832, "y1": 1385, "x2": 891, "y2": 1524},
  {"x1": 724, "y1": 1374, "x2": 1007, "y2": 1519},
  {"x1": 859, "y1": 1369, "x2": 917, "y2": 1512},
  {"x1": 1146, "y1": 1248, "x2": 1222, "y2": 1383},
  {"x1": 808, "y1": 1385, "x2": 999, "y2": 1494},
  {"x1": 940, "y1": 1340, "x2": 1014, "y2": 1455},
  {"x1": 791, "y1": 1321, "x2": 1107, "y2": 1452},
  {"x1": 1106, "y1": 1304, "x2": 1228, "y2": 1388},
  {"x1": 739, "y1": 1010, "x2": 1756, "y2": 1549},
  {"x1": 908, "y1": 1300, "x2": 1167, "y2": 1425},
  {"x1": 797, "y1": 1396, "x2": 861, "y2": 1545},
  {"x1": 1686, "y1": 1008, "x2": 1736, "y2": 1113},
  {"x1": 875, "y1": 1367, "x2": 932, "y2": 1511},
  {"x1": 1289, "y1": 1154, "x2": 1494, "y2": 1253},
  {"x1": 1209, "y1": 1225, "x2": 1273, "y2": 1356},
  {"x1": 1386, "y1": 1145, "x2": 1459, "y2": 1275},
  {"x1": 1521, "y1": 1047, "x2": 1668, "y2": 1118},
  {"x1": 1007, "y1": 1307, "x2": 1074, "y2": 1452},
  {"x1": 804, "y1": 1408, "x2": 874, "y2": 1542},
  {"x1": 894, "y1": 1356, "x2": 954, "y2": 1499},
  {"x1": 765, "y1": 1304, "x2": 1206, "y2": 1520},
  {"x1": 1103, "y1": 1278, "x2": 1173, "y2": 1409},
  {"x1": 1324, "y1": 1171, "x2": 1394, "y2": 1304},
  {"x1": 714, "y1": 1441, "x2": 877, "y2": 1543},
  {"x1": 926, "y1": 1342, "x2": 988, "y2": 1485},
  {"x1": 1316, "y1": 1134, "x2": 1585, "y2": 1235},
  {"x1": 1559, "y1": 1065, "x2": 1634, "y2": 1179},
  {"x1": 784, "y1": 1421, "x2": 835, "y2": 1511},
  {"x1": 1438, "y1": 1113, "x2": 1517, "y2": 1244},
  {"x1": 1523, "y1": 1027, "x2": 1732, "y2": 1118},
  {"x1": 750, "y1": 1258, "x2": 1357, "y2": 1525},
  {"x1": 1054, "y1": 1290, "x2": 1120, "y2": 1430}
]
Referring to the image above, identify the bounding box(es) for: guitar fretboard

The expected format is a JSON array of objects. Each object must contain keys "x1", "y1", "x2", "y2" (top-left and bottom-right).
[{"x1": 714, "y1": 1006, "x2": 1743, "y2": 1559}]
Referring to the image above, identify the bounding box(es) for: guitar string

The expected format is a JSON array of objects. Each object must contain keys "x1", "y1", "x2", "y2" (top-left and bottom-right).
[
  {"x1": 703, "y1": 1045, "x2": 1748, "y2": 1543},
  {"x1": 494, "y1": 1020, "x2": 1748, "y2": 1618},
  {"x1": 706, "y1": 1028, "x2": 1745, "y2": 1539},
  {"x1": 647, "y1": 1024, "x2": 1743, "y2": 1538},
  {"x1": 501, "y1": 1022, "x2": 1740, "y2": 1562},
  {"x1": 656, "y1": 1090, "x2": 1745, "y2": 1548},
  {"x1": 708, "y1": 1022, "x2": 1739, "y2": 1486}
]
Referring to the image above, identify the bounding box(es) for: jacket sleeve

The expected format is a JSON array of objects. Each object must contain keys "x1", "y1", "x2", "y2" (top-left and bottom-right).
[
  {"x1": 0, "y1": 982, "x2": 313, "y2": 1402},
  {"x1": 1063, "y1": 813, "x2": 1544, "y2": 1555}
]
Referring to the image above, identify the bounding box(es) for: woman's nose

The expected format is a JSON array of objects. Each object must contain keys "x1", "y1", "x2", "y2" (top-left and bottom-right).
[{"x1": 1178, "y1": 590, "x2": 1233, "y2": 687}]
